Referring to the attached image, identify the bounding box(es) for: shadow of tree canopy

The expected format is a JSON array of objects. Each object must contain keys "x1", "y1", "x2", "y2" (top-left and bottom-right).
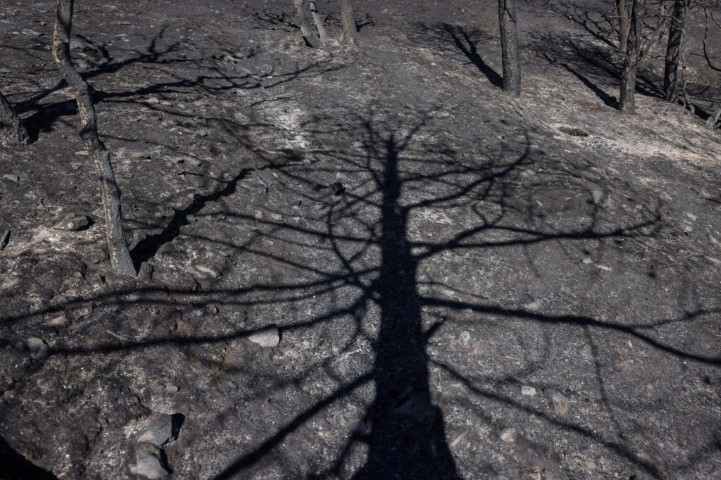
[{"x1": 4, "y1": 97, "x2": 720, "y2": 479}]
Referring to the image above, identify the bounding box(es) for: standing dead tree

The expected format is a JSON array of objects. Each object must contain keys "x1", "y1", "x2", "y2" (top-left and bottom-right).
[
  {"x1": 498, "y1": 0, "x2": 521, "y2": 96},
  {"x1": 615, "y1": 0, "x2": 631, "y2": 54},
  {"x1": 620, "y1": 0, "x2": 645, "y2": 113},
  {"x1": 664, "y1": 0, "x2": 687, "y2": 101},
  {"x1": 293, "y1": 0, "x2": 357, "y2": 48},
  {"x1": 339, "y1": 0, "x2": 358, "y2": 46},
  {"x1": 0, "y1": 89, "x2": 28, "y2": 146},
  {"x1": 293, "y1": 0, "x2": 326, "y2": 48},
  {"x1": 52, "y1": 0, "x2": 136, "y2": 276}
]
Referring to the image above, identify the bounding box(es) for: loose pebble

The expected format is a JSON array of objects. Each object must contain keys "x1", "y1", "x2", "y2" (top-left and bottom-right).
[
  {"x1": 45, "y1": 313, "x2": 68, "y2": 327},
  {"x1": 129, "y1": 443, "x2": 171, "y2": 479},
  {"x1": 248, "y1": 325, "x2": 280, "y2": 348},
  {"x1": 521, "y1": 385, "x2": 537, "y2": 396},
  {"x1": 550, "y1": 391, "x2": 571, "y2": 416},
  {"x1": 137, "y1": 413, "x2": 183, "y2": 446},
  {"x1": 55, "y1": 215, "x2": 91, "y2": 231},
  {"x1": 500, "y1": 427, "x2": 517, "y2": 443}
]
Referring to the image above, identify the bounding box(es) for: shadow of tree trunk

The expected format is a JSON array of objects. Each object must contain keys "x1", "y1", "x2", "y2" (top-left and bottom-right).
[{"x1": 356, "y1": 132, "x2": 460, "y2": 479}]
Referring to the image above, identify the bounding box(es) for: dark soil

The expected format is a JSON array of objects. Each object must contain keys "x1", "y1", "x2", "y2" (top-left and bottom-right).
[{"x1": 1, "y1": 1, "x2": 720, "y2": 479}]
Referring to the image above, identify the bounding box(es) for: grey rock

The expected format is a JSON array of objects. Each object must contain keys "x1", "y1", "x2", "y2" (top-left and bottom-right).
[
  {"x1": 2, "y1": 174, "x2": 19, "y2": 183},
  {"x1": 550, "y1": 391, "x2": 571, "y2": 416},
  {"x1": 56, "y1": 215, "x2": 91, "y2": 231},
  {"x1": 137, "y1": 413, "x2": 183, "y2": 446},
  {"x1": 129, "y1": 443, "x2": 171, "y2": 479},
  {"x1": 521, "y1": 385, "x2": 537, "y2": 396},
  {"x1": 500, "y1": 427, "x2": 517, "y2": 443},
  {"x1": 26, "y1": 337, "x2": 48, "y2": 358},
  {"x1": 248, "y1": 325, "x2": 280, "y2": 347},
  {"x1": 163, "y1": 384, "x2": 180, "y2": 393},
  {"x1": 45, "y1": 313, "x2": 68, "y2": 327}
]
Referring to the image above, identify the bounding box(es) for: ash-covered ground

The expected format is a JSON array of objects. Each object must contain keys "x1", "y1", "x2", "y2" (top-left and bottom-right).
[{"x1": 1, "y1": 0, "x2": 720, "y2": 479}]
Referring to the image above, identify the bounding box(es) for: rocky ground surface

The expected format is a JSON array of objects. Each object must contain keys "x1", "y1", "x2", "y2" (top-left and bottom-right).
[{"x1": 1, "y1": 0, "x2": 720, "y2": 479}]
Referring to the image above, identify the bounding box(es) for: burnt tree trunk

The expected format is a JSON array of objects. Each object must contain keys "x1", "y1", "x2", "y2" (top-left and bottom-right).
[
  {"x1": 498, "y1": 0, "x2": 521, "y2": 96},
  {"x1": 0, "y1": 89, "x2": 28, "y2": 145},
  {"x1": 616, "y1": 0, "x2": 630, "y2": 54},
  {"x1": 706, "y1": 105, "x2": 721, "y2": 130},
  {"x1": 293, "y1": 0, "x2": 324, "y2": 48},
  {"x1": 663, "y1": 0, "x2": 686, "y2": 101},
  {"x1": 52, "y1": 0, "x2": 136, "y2": 276},
  {"x1": 620, "y1": 0, "x2": 645, "y2": 114},
  {"x1": 339, "y1": 0, "x2": 358, "y2": 46}
]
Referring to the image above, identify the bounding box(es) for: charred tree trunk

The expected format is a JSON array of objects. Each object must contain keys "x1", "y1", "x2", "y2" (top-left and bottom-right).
[
  {"x1": 293, "y1": 0, "x2": 324, "y2": 49},
  {"x1": 663, "y1": 0, "x2": 686, "y2": 101},
  {"x1": 498, "y1": 0, "x2": 521, "y2": 96},
  {"x1": 52, "y1": 0, "x2": 136, "y2": 276},
  {"x1": 309, "y1": 1, "x2": 328, "y2": 46},
  {"x1": 0, "y1": 89, "x2": 28, "y2": 146},
  {"x1": 707, "y1": 105, "x2": 721, "y2": 130},
  {"x1": 620, "y1": 0, "x2": 645, "y2": 114},
  {"x1": 339, "y1": 0, "x2": 358, "y2": 46},
  {"x1": 616, "y1": 0, "x2": 630, "y2": 54}
]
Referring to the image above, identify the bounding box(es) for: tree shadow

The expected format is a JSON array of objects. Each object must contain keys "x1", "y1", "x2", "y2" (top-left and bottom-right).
[
  {"x1": 412, "y1": 23, "x2": 502, "y2": 88},
  {"x1": 2, "y1": 106, "x2": 720, "y2": 479},
  {"x1": 0, "y1": 435, "x2": 58, "y2": 480}
]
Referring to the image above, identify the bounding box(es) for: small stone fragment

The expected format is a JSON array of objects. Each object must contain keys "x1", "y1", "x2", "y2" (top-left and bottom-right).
[
  {"x1": 458, "y1": 330, "x2": 471, "y2": 346},
  {"x1": 130, "y1": 151, "x2": 152, "y2": 160},
  {"x1": 500, "y1": 427, "x2": 517, "y2": 443},
  {"x1": 164, "y1": 384, "x2": 180, "y2": 394},
  {"x1": 45, "y1": 312, "x2": 68, "y2": 327},
  {"x1": 129, "y1": 443, "x2": 171, "y2": 479},
  {"x1": 550, "y1": 391, "x2": 571, "y2": 416},
  {"x1": 137, "y1": 413, "x2": 183, "y2": 445},
  {"x1": 26, "y1": 337, "x2": 48, "y2": 358},
  {"x1": 56, "y1": 215, "x2": 90, "y2": 231},
  {"x1": 521, "y1": 385, "x2": 537, "y2": 396},
  {"x1": 581, "y1": 257, "x2": 593, "y2": 265},
  {"x1": 523, "y1": 300, "x2": 541, "y2": 311},
  {"x1": 2, "y1": 174, "x2": 19, "y2": 183},
  {"x1": 192, "y1": 264, "x2": 221, "y2": 279},
  {"x1": 450, "y1": 431, "x2": 467, "y2": 448},
  {"x1": 248, "y1": 325, "x2": 280, "y2": 347}
]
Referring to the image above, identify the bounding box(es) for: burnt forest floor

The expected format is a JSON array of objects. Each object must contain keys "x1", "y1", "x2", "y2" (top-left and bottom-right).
[{"x1": 1, "y1": 0, "x2": 720, "y2": 479}]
